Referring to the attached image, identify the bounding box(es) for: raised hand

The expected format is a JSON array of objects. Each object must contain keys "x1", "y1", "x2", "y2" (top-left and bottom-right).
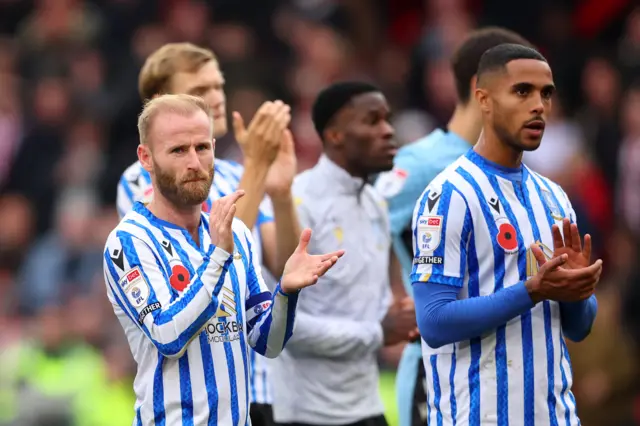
[
  {"x1": 526, "y1": 244, "x2": 602, "y2": 304},
  {"x1": 232, "y1": 101, "x2": 291, "y2": 167},
  {"x1": 551, "y1": 218, "x2": 592, "y2": 269},
  {"x1": 265, "y1": 129, "x2": 297, "y2": 199},
  {"x1": 280, "y1": 229, "x2": 345, "y2": 294},
  {"x1": 209, "y1": 190, "x2": 245, "y2": 254}
]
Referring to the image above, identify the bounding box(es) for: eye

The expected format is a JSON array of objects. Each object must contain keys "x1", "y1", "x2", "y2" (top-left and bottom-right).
[
  {"x1": 541, "y1": 88, "x2": 554, "y2": 99},
  {"x1": 196, "y1": 144, "x2": 210, "y2": 151},
  {"x1": 171, "y1": 147, "x2": 185, "y2": 154},
  {"x1": 516, "y1": 88, "x2": 528, "y2": 97}
]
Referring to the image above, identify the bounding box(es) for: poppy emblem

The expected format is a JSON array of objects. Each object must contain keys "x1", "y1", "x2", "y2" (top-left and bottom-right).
[
  {"x1": 497, "y1": 222, "x2": 518, "y2": 253},
  {"x1": 169, "y1": 264, "x2": 190, "y2": 291}
]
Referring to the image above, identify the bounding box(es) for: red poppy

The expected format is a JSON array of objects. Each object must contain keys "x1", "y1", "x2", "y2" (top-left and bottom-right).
[
  {"x1": 497, "y1": 223, "x2": 518, "y2": 252},
  {"x1": 169, "y1": 264, "x2": 190, "y2": 291},
  {"x1": 202, "y1": 201, "x2": 210, "y2": 213}
]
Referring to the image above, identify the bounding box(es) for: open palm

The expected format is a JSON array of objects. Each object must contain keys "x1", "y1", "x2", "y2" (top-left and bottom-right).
[
  {"x1": 551, "y1": 218, "x2": 592, "y2": 269},
  {"x1": 280, "y1": 228, "x2": 345, "y2": 294}
]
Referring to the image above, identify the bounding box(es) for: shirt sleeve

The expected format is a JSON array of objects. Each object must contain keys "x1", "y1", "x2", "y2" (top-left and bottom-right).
[
  {"x1": 116, "y1": 175, "x2": 135, "y2": 219},
  {"x1": 411, "y1": 181, "x2": 472, "y2": 288},
  {"x1": 103, "y1": 231, "x2": 233, "y2": 359},
  {"x1": 235, "y1": 221, "x2": 298, "y2": 359}
]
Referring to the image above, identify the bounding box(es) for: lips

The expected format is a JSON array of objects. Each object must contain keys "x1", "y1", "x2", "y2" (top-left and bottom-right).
[{"x1": 523, "y1": 120, "x2": 545, "y2": 131}]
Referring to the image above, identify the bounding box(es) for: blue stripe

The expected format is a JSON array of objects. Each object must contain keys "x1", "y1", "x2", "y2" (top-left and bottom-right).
[
  {"x1": 126, "y1": 220, "x2": 174, "y2": 296},
  {"x1": 458, "y1": 167, "x2": 510, "y2": 425},
  {"x1": 250, "y1": 350, "x2": 257, "y2": 403},
  {"x1": 261, "y1": 367, "x2": 269, "y2": 403},
  {"x1": 282, "y1": 285, "x2": 298, "y2": 349},
  {"x1": 141, "y1": 168, "x2": 152, "y2": 184},
  {"x1": 154, "y1": 355, "x2": 166, "y2": 426},
  {"x1": 119, "y1": 175, "x2": 135, "y2": 203},
  {"x1": 199, "y1": 332, "x2": 219, "y2": 426},
  {"x1": 433, "y1": 184, "x2": 453, "y2": 277},
  {"x1": 466, "y1": 218, "x2": 481, "y2": 425},
  {"x1": 449, "y1": 349, "x2": 457, "y2": 425},
  {"x1": 136, "y1": 408, "x2": 142, "y2": 426},
  {"x1": 230, "y1": 249, "x2": 251, "y2": 423},
  {"x1": 531, "y1": 177, "x2": 572, "y2": 425},
  {"x1": 430, "y1": 355, "x2": 443, "y2": 426},
  {"x1": 104, "y1": 262, "x2": 144, "y2": 328},
  {"x1": 518, "y1": 177, "x2": 559, "y2": 426},
  {"x1": 240, "y1": 233, "x2": 262, "y2": 296},
  {"x1": 179, "y1": 355, "x2": 194, "y2": 425}
]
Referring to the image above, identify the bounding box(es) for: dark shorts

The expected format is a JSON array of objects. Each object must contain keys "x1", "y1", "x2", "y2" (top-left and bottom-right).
[
  {"x1": 251, "y1": 403, "x2": 276, "y2": 426},
  {"x1": 411, "y1": 359, "x2": 428, "y2": 426},
  {"x1": 278, "y1": 414, "x2": 388, "y2": 426}
]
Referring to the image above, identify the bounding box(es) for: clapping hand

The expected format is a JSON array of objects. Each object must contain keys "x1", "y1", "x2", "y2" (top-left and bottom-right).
[
  {"x1": 280, "y1": 229, "x2": 345, "y2": 294},
  {"x1": 551, "y1": 218, "x2": 592, "y2": 269},
  {"x1": 209, "y1": 190, "x2": 245, "y2": 254}
]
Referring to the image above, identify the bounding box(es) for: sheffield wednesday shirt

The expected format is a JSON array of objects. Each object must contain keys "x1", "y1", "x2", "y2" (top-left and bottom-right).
[
  {"x1": 411, "y1": 150, "x2": 580, "y2": 425},
  {"x1": 116, "y1": 159, "x2": 276, "y2": 406},
  {"x1": 271, "y1": 155, "x2": 392, "y2": 425},
  {"x1": 103, "y1": 203, "x2": 297, "y2": 425}
]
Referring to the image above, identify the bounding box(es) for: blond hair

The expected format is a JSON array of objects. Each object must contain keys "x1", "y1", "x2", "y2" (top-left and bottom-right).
[
  {"x1": 138, "y1": 43, "x2": 217, "y2": 102},
  {"x1": 137, "y1": 94, "x2": 213, "y2": 146}
]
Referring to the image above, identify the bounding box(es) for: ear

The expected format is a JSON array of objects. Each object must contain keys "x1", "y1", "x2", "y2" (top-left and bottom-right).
[
  {"x1": 138, "y1": 144, "x2": 153, "y2": 172},
  {"x1": 323, "y1": 128, "x2": 343, "y2": 148},
  {"x1": 474, "y1": 87, "x2": 491, "y2": 113},
  {"x1": 470, "y1": 75, "x2": 478, "y2": 93}
]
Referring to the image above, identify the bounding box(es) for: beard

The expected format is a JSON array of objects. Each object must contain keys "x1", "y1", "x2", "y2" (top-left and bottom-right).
[
  {"x1": 154, "y1": 162, "x2": 214, "y2": 208},
  {"x1": 492, "y1": 119, "x2": 540, "y2": 152}
]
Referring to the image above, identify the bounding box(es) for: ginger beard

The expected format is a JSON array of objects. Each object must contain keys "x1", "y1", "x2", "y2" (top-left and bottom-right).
[{"x1": 153, "y1": 156, "x2": 214, "y2": 207}]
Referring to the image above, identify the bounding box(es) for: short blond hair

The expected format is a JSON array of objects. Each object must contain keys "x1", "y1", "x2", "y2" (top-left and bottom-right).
[
  {"x1": 138, "y1": 43, "x2": 217, "y2": 102},
  {"x1": 137, "y1": 94, "x2": 213, "y2": 146}
]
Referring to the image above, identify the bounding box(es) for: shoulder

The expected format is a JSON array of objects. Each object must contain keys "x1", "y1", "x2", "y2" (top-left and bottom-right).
[
  {"x1": 120, "y1": 161, "x2": 145, "y2": 183},
  {"x1": 292, "y1": 168, "x2": 320, "y2": 202},
  {"x1": 104, "y1": 211, "x2": 154, "y2": 254},
  {"x1": 525, "y1": 166, "x2": 574, "y2": 212},
  {"x1": 215, "y1": 158, "x2": 244, "y2": 179}
]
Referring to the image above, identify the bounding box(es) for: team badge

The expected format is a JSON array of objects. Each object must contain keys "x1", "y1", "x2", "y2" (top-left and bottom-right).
[
  {"x1": 541, "y1": 189, "x2": 563, "y2": 221},
  {"x1": 375, "y1": 168, "x2": 408, "y2": 198},
  {"x1": 495, "y1": 217, "x2": 518, "y2": 254},
  {"x1": 169, "y1": 262, "x2": 190, "y2": 292},
  {"x1": 120, "y1": 266, "x2": 150, "y2": 307},
  {"x1": 417, "y1": 215, "x2": 442, "y2": 254}
]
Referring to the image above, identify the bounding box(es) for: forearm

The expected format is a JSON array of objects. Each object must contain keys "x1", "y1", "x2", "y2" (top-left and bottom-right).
[
  {"x1": 285, "y1": 310, "x2": 384, "y2": 359},
  {"x1": 248, "y1": 284, "x2": 298, "y2": 358},
  {"x1": 414, "y1": 281, "x2": 534, "y2": 348},
  {"x1": 271, "y1": 194, "x2": 301, "y2": 276},
  {"x1": 234, "y1": 160, "x2": 269, "y2": 229},
  {"x1": 560, "y1": 295, "x2": 598, "y2": 342}
]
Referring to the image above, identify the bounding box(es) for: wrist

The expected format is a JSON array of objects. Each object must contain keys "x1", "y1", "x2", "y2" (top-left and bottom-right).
[
  {"x1": 277, "y1": 280, "x2": 300, "y2": 296},
  {"x1": 524, "y1": 279, "x2": 543, "y2": 304},
  {"x1": 269, "y1": 191, "x2": 293, "y2": 205},
  {"x1": 242, "y1": 158, "x2": 270, "y2": 177}
]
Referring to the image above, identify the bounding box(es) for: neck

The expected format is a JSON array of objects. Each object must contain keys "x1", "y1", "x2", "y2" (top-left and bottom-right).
[
  {"x1": 146, "y1": 191, "x2": 201, "y2": 235},
  {"x1": 473, "y1": 127, "x2": 523, "y2": 169},
  {"x1": 447, "y1": 102, "x2": 483, "y2": 145},
  {"x1": 325, "y1": 151, "x2": 367, "y2": 181}
]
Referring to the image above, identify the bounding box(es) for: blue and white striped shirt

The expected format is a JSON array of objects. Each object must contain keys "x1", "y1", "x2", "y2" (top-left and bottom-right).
[
  {"x1": 411, "y1": 149, "x2": 580, "y2": 425},
  {"x1": 116, "y1": 159, "x2": 276, "y2": 406},
  {"x1": 103, "y1": 202, "x2": 296, "y2": 426}
]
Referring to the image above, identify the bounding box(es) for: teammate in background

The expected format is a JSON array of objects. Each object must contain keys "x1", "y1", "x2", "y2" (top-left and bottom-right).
[
  {"x1": 374, "y1": 27, "x2": 532, "y2": 426},
  {"x1": 104, "y1": 94, "x2": 344, "y2": 425},
  {"x1": 272, "y1": 82, "x2": 418, "y2": 426},
  {"x1": 411, "y1": 44, "x2": 601, "y2": 425},
  {"x1": 116, "y1": 43, "x2": 299, "y2": 425}
]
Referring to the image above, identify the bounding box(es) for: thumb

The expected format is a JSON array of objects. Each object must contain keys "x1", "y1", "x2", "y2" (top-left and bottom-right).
[
  {"x1": 232, "y1": 112, "x2": 245, "y2": 137},
  {"x1": 295, "y1": 228, "x2": 312, "y2": 254},
  {"x1": 540, "y1": 253, "x2": 568, "y2": 273}
]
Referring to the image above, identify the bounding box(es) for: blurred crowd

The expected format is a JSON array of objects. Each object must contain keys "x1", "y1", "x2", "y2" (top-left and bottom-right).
[{"x1": 0, "y1": 0, "x2": 639, "y2": 425}]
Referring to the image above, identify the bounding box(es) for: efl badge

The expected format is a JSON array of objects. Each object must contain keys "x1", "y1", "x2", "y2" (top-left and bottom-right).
[
  {"x1": 120, "y1": 266, "x2": 150, "y2": 307},
  {"x1": 495, "y1": 218, "x2": 518, "y2": 255},
  {"x1": 417, "y1": 215, "x2": 442, "y2": 254},
  {"x1": 541, "y1": 189, "x2": 563, "y2": 221}
]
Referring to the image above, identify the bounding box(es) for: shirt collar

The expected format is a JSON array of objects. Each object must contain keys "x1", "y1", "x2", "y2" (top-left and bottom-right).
[
  {"x1": 316, "y1": 154, "x2": 366, "y2": 195},
  {"x1": 465, "y1": 149, "x2": 527, "y2": 182}
]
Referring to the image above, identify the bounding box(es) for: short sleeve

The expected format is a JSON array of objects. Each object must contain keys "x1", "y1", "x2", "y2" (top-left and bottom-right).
[{"x1": 410, "y1": 181, "x2": 471, "y2": 288}]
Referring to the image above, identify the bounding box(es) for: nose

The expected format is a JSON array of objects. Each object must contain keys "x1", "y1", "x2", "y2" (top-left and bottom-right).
[
  {"x1": 530, "y1": 93, "x2": 545, "y2": 116},
  {"x1": 204, "y1": 88, "x2": 224, "y2": 113},
  {"x1": 381, "y1": 120, "x2": 396, "y2": 146},
  {"x1": 185, "y1": 147, "x2": 201, "y2": 170}
]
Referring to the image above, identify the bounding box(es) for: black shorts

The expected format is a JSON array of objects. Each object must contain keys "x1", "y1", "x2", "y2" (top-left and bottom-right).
[
  {"x1": 411, "y1": 359, "x2": 428, "y2": 426},
  {"x1": 278, "y1": 414, "x2": 388, "y2": 426},
  {"x1": 251, "y1": 403, "x2": 276, "y2": 426}
]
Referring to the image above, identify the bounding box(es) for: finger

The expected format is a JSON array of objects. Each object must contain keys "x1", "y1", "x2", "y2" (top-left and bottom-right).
[
  {"x1": 226, "y1": 189, "x2": 245, "y2": 204},
  {"x1": 232, "y1": 112, "x2": 246, "y2": 137},
  {"x1": 316, "y1": 258, "x2": 338, "y2": 277},
  {"x1": 224, "y1": 203, "x2": 237, "y2": 227},
  {"x1": 249, "y1": 102, "x2": 273, "y2": 130},
  {"x1": 569, "y1": 259, "x2": 603, "y2": 279},
  {"x1": 539, "y1": 253, "x2": 568, "y2": 273},
  {"x1": 551, "y1": 224, "x2": 564, "y2": 250},
  {"x1": 531, "y1": 244, "x2": 548, "y2": 266},
  {"x1": 294, "y1": 228, "x2": 312, "y2": 254},
  {"x1": 570, "y1": 223, "x2": 582, "y2": 253},
  {"x1": 282, "y1": 129, "x2": 295, "y2": 153},
  {"x1": 583, "y1": 234, "x2": 592, "y2": 263},
  {"x1": 319, "y1": 249, "x2": 345, "y2": 261},
  {"x1": 562, "y1": 218, "x2": 571, "y2": 248}
]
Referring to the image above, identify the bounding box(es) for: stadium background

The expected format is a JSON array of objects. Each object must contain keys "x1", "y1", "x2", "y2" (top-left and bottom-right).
[{"x1": 0, "y1": 0, "x2": 639, "y2": 425}]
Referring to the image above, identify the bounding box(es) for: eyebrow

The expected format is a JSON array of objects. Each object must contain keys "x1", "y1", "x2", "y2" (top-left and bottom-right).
[{"x1": 512, "y1": 82, "x2": 556, "y2": 92}]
